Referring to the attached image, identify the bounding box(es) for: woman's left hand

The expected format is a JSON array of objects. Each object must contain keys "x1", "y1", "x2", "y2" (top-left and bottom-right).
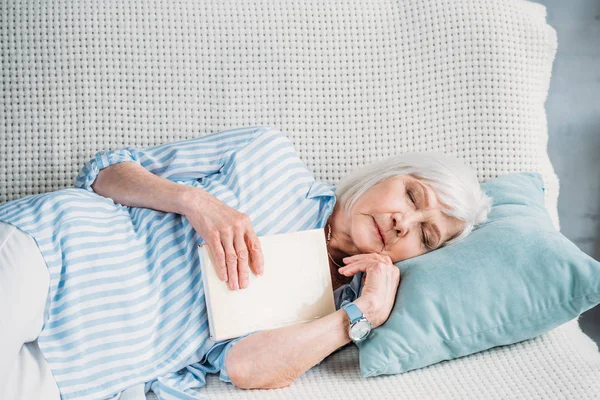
[
  {"x1": 345, "y1": 252, "x2": 393, "y2": 285},
  {"x1": 338, "y1": 252, "x2": 400, "y2": 328}
]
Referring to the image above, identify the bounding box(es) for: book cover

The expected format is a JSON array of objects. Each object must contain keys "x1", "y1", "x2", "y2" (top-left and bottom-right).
[{"x1": 198, "y1": 228, "x2": 336, "y2": 341}]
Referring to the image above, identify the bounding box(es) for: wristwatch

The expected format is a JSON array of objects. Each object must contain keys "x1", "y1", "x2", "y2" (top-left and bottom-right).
[{"x1": 341, "y1": 300, "x2": 372, "y2": 344}]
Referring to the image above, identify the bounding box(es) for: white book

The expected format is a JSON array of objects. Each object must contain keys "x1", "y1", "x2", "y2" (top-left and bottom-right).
[{"x1": 198, "y1": 228, "x2": 337, "y2": 341}]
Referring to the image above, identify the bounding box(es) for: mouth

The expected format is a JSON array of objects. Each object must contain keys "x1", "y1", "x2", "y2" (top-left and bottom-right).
[{"x1": 373, "y1": 217, "x2": 386, "y2": 245}]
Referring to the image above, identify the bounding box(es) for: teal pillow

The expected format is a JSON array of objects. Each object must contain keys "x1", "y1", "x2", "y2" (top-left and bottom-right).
[{"x1": 358, "y1": 172, "x2": 600, "y2": 377}]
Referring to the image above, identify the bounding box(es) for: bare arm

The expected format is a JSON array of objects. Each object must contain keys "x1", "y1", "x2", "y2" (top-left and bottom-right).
[
  {"x1": 226, "y1": 254, "x2": 401, "y2": 390},
  {"x1": 225, "y1": 297, "x2": 375, "y2": 390},
  {"x1": 91, "y1": 161, "x2": 264, "y2": 290},
  {"x1": 90, "y1": 161, "x2": 204, "y2": 215}
]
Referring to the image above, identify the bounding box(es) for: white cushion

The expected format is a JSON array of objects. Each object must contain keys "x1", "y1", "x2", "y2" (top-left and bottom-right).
[
  {"x1": 199, "y1": 318, "x2": 600, "y2": 399},
  {"x1": 0, "y1": 0, "x2": 560, "y2": 232}
]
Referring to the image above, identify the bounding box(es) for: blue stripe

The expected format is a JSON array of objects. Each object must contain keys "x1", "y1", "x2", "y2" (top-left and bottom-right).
[
  {"x1": 49, "y1": 219, "x2": 189, "y2": 304},
  {"x1": 217, "y1": 129, "x2": 288, "y2": 190},
  {"x1": 196, "y1": 136, "x2": 299, "y2": 205},
  {"x1": 35, "y1": 224, "x2": 133, "y2": 247},
  {"x1": 143, "y1": 127, "x2": 260, "y2": 159},
  {"x1": 45, "y1": 263, "x2": 204, "y2": 362},
  {"x1": 0, "y1": 192, "x2": 52, "y2": 221},
  {"x1": 50, "y1": 298, "x2": 207, "y2": 383},
  {"x1": 143, "y1": 138, "x2": 251, "y2": 173},
  {"x1": 58, "y1": 319, "x2": 209, "y2": 398},
  {"x1": 51, "y1": 222, "x2": 194, "y2": 315},
  {"x1": 38, "y1": 213, "x2": 177, "y2": 279},
  {"x1": 251, "y1": 178, "x2": 314, "y2": 228},
  {"x1": 12, "y1": 198, "x2": 123, "y2": 232}
]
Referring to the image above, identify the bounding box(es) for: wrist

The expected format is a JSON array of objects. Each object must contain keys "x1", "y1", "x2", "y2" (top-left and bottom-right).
[
  {"x1": 336, "y1": 308, "x2": 354, "y2": 346},
  {"x1": 353, "y1": 297, "x2": 379, "y2": 328},
  {"x1": 178, "y1": 186, "x2": 208, "y2": 216}
]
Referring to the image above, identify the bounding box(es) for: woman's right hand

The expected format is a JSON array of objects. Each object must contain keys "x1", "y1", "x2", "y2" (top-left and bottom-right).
[
  {"x1": 182, "y1": 188, "x2": 264, "y2": 290},
  {"x1": 338, "y1": 253, "x2": 401, "y2": 328}
]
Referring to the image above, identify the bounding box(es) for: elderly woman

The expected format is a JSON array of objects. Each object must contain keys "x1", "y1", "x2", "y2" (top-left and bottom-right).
[{"x1": 0, "y1": 126, "x2": 491, "y2": 399}]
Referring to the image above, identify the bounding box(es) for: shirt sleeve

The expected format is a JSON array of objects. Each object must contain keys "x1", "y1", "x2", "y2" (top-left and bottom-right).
[{"x1": 74, "y1": 125, "x2": 276, "y2": 193}]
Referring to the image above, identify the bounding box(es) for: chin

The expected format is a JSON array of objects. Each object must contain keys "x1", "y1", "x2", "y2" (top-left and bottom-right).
[{"x1": 357, "y1": 238, "x2": 383, "y2": 254}]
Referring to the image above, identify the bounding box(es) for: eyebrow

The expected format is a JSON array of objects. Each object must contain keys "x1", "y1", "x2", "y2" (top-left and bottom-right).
[{"x1": 414, "y1": 180, "x2": 442, "y2": 248}]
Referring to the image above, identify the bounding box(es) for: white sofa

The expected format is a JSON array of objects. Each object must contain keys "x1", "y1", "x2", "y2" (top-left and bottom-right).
[{"x1": 2, "y1": 0, "x2": 599, "y2": 398}]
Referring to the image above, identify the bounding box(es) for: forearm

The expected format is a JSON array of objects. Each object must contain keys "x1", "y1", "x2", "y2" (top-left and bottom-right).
[
  {"x1": 90, "y1": 161, "x2": 202, "y2": 215},
  {"x1": 225, "y1": 297, "x2": 373, "y2": 390}
]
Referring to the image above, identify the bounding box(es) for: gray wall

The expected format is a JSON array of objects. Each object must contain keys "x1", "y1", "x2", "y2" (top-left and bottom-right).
[{"x1": 538, "y1": 0, "x2": 600, "y2": 341}]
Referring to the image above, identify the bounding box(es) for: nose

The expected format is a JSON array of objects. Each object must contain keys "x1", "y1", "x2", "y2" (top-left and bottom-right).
[{"x1": 392, "y1": 210, "x2": 422, "y2": 237}]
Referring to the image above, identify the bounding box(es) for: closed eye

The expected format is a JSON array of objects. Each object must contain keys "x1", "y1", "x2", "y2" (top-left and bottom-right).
[{"x1": 407, "y1": 188, "x2": 432, "y2": 250}]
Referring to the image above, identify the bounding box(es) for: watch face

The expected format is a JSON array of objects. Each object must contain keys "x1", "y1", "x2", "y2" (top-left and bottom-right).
[{"x1": 350, "y1": 319, "x2": 371, "y2": 341}]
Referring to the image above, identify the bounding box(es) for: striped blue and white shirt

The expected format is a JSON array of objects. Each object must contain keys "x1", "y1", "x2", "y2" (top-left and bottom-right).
[{"x1": 0, "y1": 126, "x2": 362, "y2": 399}]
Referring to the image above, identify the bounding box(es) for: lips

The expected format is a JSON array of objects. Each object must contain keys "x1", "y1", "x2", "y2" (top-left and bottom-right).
[{"x1": 373, "y1": 217, "x2": 385, "y2": 245}]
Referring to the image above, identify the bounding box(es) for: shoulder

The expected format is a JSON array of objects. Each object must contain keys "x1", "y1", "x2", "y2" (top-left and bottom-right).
[
  {"x1": 250, "y1": 126, "x2": 292, "y2": 143},
  {"x1": 244, "y1": 126, "x2": 302, "y2": 161}
]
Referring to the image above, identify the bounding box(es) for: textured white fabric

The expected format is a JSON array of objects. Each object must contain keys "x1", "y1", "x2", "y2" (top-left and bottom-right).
[
  {"x1": 0, "y1": 0, "x2": 561, "y2": 231},
  {"x1": 2, "y1": 0, "x2": 598, "y2": 398}
]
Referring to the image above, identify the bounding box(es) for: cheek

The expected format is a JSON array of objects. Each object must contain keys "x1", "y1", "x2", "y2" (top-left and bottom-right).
[
  {"x1": 350, "y1": 219, "x2": 373, "y2": 243},
  {"x1": 348, "y1": 216, "x2": 380, "y2": 251},
  {"x1": 389, "y1": 235, "x2": 424, "y2": 260}
]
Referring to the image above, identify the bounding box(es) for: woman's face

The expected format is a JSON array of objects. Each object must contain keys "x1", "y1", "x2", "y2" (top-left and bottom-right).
[{"x1": 343, "y1": 175, "x2": 465, "y2": 262}]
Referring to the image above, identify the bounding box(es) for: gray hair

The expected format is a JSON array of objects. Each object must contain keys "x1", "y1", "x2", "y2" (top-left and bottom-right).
[{"x1": 334, "y1": 151, "x2": 493, "y2": 247}]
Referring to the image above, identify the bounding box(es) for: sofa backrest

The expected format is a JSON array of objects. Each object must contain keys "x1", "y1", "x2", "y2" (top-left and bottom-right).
[{"x1": 0, "y1": 0, "x2": 560, "y2": 229}]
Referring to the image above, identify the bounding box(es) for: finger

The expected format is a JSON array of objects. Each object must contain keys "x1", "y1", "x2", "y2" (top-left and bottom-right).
[
  {"x1": 234, "y1": 232, "x2": 250, "y2": 289},
  {"x1": 222, "y1": 232, "x2": 239, "y2": 290},
  {"x1": 342, "y1": 254, "x2": 361, "y2": 263},
  {"x1": 343, "y1": 253, "x2": 378, "y2": 264},
  {"x1": 338, "y1": 261, "x2": 370, "y2": 276},
  {"x1": 246, "y1": 230, "x2": 264, "y2": 276},
  {"x1": 207, "y1": 234, "x2": 228, "y2": 282},
  {"x1": 338, "y1": 264, "x2": 359, "y2": 276}
]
